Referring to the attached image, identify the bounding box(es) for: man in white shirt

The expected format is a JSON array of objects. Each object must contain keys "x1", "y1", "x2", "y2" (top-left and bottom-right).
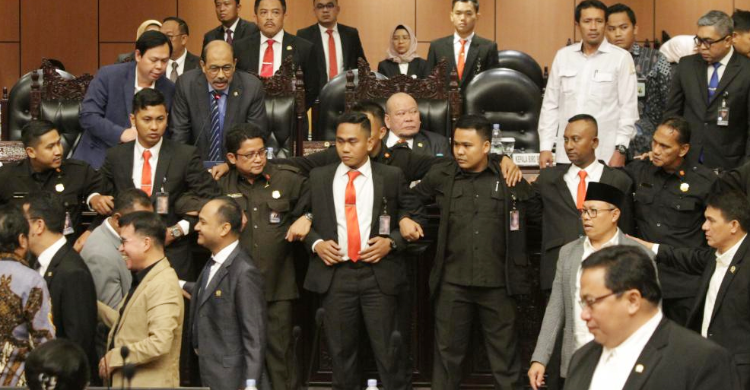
[
  {"x1": 161, "y1": 17, "x2": 200, "y2": 82},
  {"x1": 538, "y1": 0, "x2": 638, "y2": 169},
  {"x1": 563, "y1": 245, "x2": 739, "y2": 390}
]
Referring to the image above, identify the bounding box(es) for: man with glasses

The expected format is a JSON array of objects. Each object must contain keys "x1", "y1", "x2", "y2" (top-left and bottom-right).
[
  {"x1": 170, "y1": 40, "x2": 267, "y2": 176},
  {"x1": 563, "y1": 245, "x2": 738, "y2": 390},
  {"x1": 216, "y1": 123, "x2": 310, "y2": 390},
  {"x1": 665, "y1": 10, "x2": 750, "y2": 171},
  {"x1": 528, "y1": 182, "x2": 649, "y2": 390},
  {"x1": 161, "y1": 17, "x2": 200, "y2": 81}
]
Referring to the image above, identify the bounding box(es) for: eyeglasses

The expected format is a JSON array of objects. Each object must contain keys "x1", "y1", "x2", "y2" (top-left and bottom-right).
[
  {"x1": 236, "y1": 148, "x2": 267, "y2": 160},
  {"x1": 694, "y1": 34, "x2": 730, "y2": 49},
  {"x1": 579, "y1": 208, "x2": 615, "y2": 218},
  {"x1": 206, "y1": 65, "x2": 234, "y2": 76},
  {"x1": 578, "y1": 291, "x2": 621, "y2": 310},
  {"x1": 315, "y1": 2, "x2": 336, "y2": 10}
]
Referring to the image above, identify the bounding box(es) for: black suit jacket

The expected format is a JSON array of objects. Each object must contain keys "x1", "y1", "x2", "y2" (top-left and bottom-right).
[
  {"x1": 184, "y1": 51, "x2": 201, "y2": 72},
  {"x1": 169, "y1": 68, "x2": 268, "y2": 160},
  {"x1": 233, "y1": 30, "x2": 320, "y2": 108},
  {"x1": 665, "y1": 52, "x2": 750, "y2": 170},
  {"x1": 202, "y1": 18, "x2": 258, "y2": 48},
  {"x1": 44, "y1": 243, "x2": 98, "y2": 372},
  {"x1": 303, "y1": 161, "x2": 424, "y2": 295},
  {"x1": 377, "y1": 58, "x2": 429, "y2": 79},
  {"x1": 187, "y1": 245, "x2": 266, "y2": 390},
  {"x1": 526, "y1": 162, "x2": 635, "y2": 290},
  {"x1": 410, "y1": 130, "x2": 451, "y2": 157},
  {"x1": 564, "y1": 318, "x2": 739, "y2": 390},
  {"x1": 426, "y1": 34, "x2": 499, "y2": 90},
  {"x1": 657, "y1": 239, "x2": 750, "y2": 387},
  {"x1": 296, "y1": 23, "x2": 366, "y2": 88}
]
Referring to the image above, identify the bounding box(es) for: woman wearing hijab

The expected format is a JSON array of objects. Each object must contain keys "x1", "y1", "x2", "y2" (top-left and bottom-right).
[
  {"x1": 115, "y1": 19, "x2": 163, "y2": 63},
  {"x1": 378, "y1": 24, "x2": 428, "y2": 78}
]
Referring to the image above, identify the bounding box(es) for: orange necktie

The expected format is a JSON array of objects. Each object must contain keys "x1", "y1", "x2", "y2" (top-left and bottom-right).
[
  {"x1": 327, "y1": 29, "x2": 338, "y2": 80},
  {"x1": 576, "y1": 170, "x2": 588, "y2": 210},
  {"x1": 345, "y1": 170, "x2": 361, "y2": 262},
  {"x1": 141, "y1": 150, "x2": 152, "y2": 196},
  {"x1": 456, "y1": 39, "x2": 467, "y2": 80}
]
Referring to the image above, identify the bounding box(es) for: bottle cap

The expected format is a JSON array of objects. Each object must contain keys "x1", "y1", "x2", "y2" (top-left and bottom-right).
[
  {"x1": 246, "y1": 379, "x2": 257, "y2": 387},
  {"x1": 367, "y1": 379, "x2": 377, "y2": 387}
]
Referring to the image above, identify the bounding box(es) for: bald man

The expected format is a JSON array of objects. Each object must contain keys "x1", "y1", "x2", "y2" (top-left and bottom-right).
[
  {"x1": 170, "y1": 40, "x2": 268, "y2": 166},
  {"x1": 384, "y1": 92, "x2": 451, "y2": 157}
]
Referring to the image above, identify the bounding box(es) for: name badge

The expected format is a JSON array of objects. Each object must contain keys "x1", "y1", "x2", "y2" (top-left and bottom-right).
[
  {"x1": 379, "y1": 215, "x2": 391, "y2": 236},
  {"x1": 269, "y1": 211, "x2": 281, "y2": 224},
  {"x1": 718, "y1": 98, "x2": 730, "y2": 127},
  {"x1": 637, "y1": 80, "x2": 646, "y2": 98},
  {"x1": 509, "y1": 210, "x2": 520, "y2": 231},
  {"x1": 63, "y1": 212, "x2": 75, "y2": 236},
  {"x1": 155, "y1": 192, "x2": 169, "y2": 215}
]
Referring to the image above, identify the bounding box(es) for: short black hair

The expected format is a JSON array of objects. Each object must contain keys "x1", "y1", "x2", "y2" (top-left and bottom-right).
[
  {"x1": 21, "y1": 120, "x2": 58, "y2": 148},
  {"x1": 213, "y1": 196, "x2": 243, "y2": 235},
  {"x1": 582, "y1": 245, "x2": 662, "y2": 305},
  {"x1": 26, "y1": 339, "x2": 89, "y2": 390},
  {"x1": 733, "y1": 9, "x2": 750, "y2": 33},
  {"x1": 225, "y1": 123, "x2": 266, "y2": 155},
  {"x1": 336, "y1": 111, "x2": 371, "y2": 136},
  {"x1": 452, "y1": 0, "x2": 479, "y2": 12},
  {"x1": 118, "y1": 211, "x2": 167, "y2": 249},
  {"x1": 659, "y1": 116, "x2": 691, "y2": 145},
  {"x1": 606, "y1": 3, "x2": 637, "y2": 25},
  {"x1": 132, "y1": 88, "x2": 167, "y2": 115},
  {"x1": 351, "y1": 100, "x2": 386, "y2": 129},
  {"x1": 135, "y1": 30, "x2": 173, "y2": 57},
  {"x1": 568, "y1": 113, "x2": 598, "y2": 128},
  {"x1": 163, "y1": 16, "x2": 190, "y2": 35},
  {"x1": 23, "y1": 192, "x2": 65, "y2": 235},
  {"x1": 707, "y1": 190, "x2": 750, "y2": 232},
  {"x1": 454, "y1": 114, "x2": 492, "y2": 141},
  {"x1": 255, "y1": 0, "x2": 287, "y2": 13},
  {"x1": 0, "y1": 204, "x2": 29, "y2": 253},
  {"x1": 575, "y1": 0, "x2": 607, "y2": 23},
  {"x1": 113, "y1": 188, "x2": 153, "y2": 215}
]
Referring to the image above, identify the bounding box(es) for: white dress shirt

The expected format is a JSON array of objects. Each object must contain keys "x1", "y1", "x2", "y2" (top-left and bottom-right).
[
  {"x1": 205, "y1": 240, "x2": 239, "y2": 288},
  {"x1": 167, "y1": 49, "x2": 188, "y2": 78},
  {"x1": 259, "y1": 30, "x2": 285, "y2": 75},
  {"x1": 538, "y1": 39, "x2": 639, "y2": 164},
  {"x1": 134, "y1": 70, "x2": 155, "y2": 93},
  {"x1": 588, "y1": 310, "x2": 663, "y2": 390},
  {"x1": 37, "y1": 236, "x2": 67, "y2": 276},
  {"x1": 702, "y1": 234, "x2": 746, "y2": 336},
  {"x1": 707, "y1": 47, "x2": 733, "y2": 83},
  {"x1": 453, "y1": 32, "x2": 474, "y2": 66},
  {"x1": 563, "y1": 160, "x2": 604, "y2": 203},
  {"x1": 574, "y1": 229, "x2": 621, "y2": 349},
  {"x1": 104, "y1": 217, "x2": 120, "y2": 239},
  {"x1": 224, "y1": 18, "x2": 240, "y2": 41},
  {"x1": 399, "y1": 63, "x2": 409, "y2": 75},
  {"x1": 385, "y1": 131, "x2": 414, "y2": 149},
  {"x1": 318, "y1": 23, "x2": 344, "y2": 80}
]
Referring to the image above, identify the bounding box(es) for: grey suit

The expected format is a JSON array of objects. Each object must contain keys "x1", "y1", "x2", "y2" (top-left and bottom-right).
[
  {"x1": 80, "y1": 219, "x2": 131, "y2": 308},
  {"x1": 187, "y1": 244, "x2": 267, "y2": 390},
  {"x1": 531, "y1": 232, "x2": 653, "y2": 377}
]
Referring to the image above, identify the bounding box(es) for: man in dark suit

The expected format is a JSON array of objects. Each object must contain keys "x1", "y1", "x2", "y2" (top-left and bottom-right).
[
  {"x1": 384, "y1": 92, "x2": 451, "y2": 157},
  {"x1": 161, "y1": 17, "x2": 201, "y2": 82},
  {"x1": 233, "y1": 0, "x2": 320, "y2": 108},
  {"x1": 426, "y1": 0, "x2": 498, "y2": 91},
  {"x1": 186, "y1": 197, "x2": 266, "y2": 390},
  {"x1": 170, "y1": 40, "x2": 267, "y2": 166},
  {"x1": 296, "y1": 0, "x2": 366, "y2": 89},
  {"x1": 23, "y1": 192, "x2": 98, "y2": 382},
  {"x1": 303, "y1": 112, "x2": 424, "y2": 390},
  {"x1": 564, "y1": 245, "x2": 739, "y2": 390},
  {"x1": 74, "y1": 31, "x2": 176, "y2": 169},
  {"x1": 665, "y1": 10, "x2": 750, "y2": 171},
  {"x1": 89, "y1": 89, "x2": 220, "y2": 281},
  {"x1": 203, "y1": 0, "x2": 258, "y2": 48}
]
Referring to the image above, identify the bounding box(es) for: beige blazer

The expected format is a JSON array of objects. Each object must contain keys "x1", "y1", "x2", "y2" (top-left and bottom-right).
[{"x1": 98, "y1": 258, "x2": 184, "y2": 387}]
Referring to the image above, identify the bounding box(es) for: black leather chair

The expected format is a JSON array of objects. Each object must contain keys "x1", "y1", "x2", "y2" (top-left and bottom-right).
[
  {"x1": 256, "y1": 57, "x2": 307, "y2": 157},
  {"x1": 464, "y1": 68, "x2": 541, "y2": 153},
  {"x1": 496, "y1": 50, "x2": 544, "y2": 91}
]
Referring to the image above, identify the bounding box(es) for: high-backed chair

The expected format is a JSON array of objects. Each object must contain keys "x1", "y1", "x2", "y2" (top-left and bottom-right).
[
  {"x1": 464, "y1": 68, "x2": 541, "y2": 153},
  {"x1": 497, "y1": 50, "x2": 544, "y2": 91}
]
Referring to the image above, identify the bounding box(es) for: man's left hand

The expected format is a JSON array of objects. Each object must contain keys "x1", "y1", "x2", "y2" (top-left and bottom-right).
[
  {"x1": 609, "y1": 151, "x2": 626, "y2": 167},
  {"x1": 500, "y1": 156, "x2": 523, "y2": 187},
  {"x1": 74, "y1": 230, "x2": 92, "y2": 253},
  {"x1": 286, "y1": 216, "x2": 312, "y2": 242},
  {"x1": 98, "y1": 353, "x2": 113, "y2": 380},
  {"x1": 359, "y1": 237, "x2": 392, "y2": 264},
  {"x1": 164, "y1": 225, "x2": 183, "y2": 246}
]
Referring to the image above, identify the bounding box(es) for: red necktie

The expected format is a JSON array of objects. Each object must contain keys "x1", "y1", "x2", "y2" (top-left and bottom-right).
[
  {"x1": 261, "y1": 39, "x2": 275, "y2": 77},
  {"x1": 576, "y1": 170, "x2": 588, "y2": 210},
  {"x1": 326, "y1": 29, "x2": 338, "y2": 80},
  {"x1": 141, "y1": 150, "x2": 152, "y2": 196},
  {"x1": 345, "y1": 170, "x2": 361, "y2": 262},
  {"x1": 457, "y1": 39, "x2": 467, "y2": 80}
]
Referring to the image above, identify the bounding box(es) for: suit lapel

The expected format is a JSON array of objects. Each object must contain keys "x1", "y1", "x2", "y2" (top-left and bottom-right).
[
  {"x1": 193, "y1": 75, "x2": 211, "y2": 143},
  {"x1": 407, "y1": 61, "x2": 419, "y2": 76},
  {"x1": 224, "y1": 77, "x2": 243, "y2": 135},
  {"x1": 412, "y1": 132, "x2": 429, "y2": 153},
  {"x1": 44, "y1": 244, "x2": 68, "y2": 283},
  {"x1": 462, "y1": 39, "x2": 481, "y2": 83},
  {"x1": 694, "y1": 56, "x2": 709, "y2": 105},
  {"x1": 554, "y1": 169, "x2": 578, "y2": 211},
  {"x1": 370, "y1": 164, "x2": 384, "y2": 236},
  {"x1": 282, "y1": 33, "x2": 297, "y2": 66},
  {"x1": 124, "y1": 64, "x2": 136, "y2": 116},
  {"x1": 247, "y1": 33, "x2": 262, "y2": 74},
  {"x1": 339, "y1": 27, "x2": 351, "y2": 66},
  {"x1": 322, "y1": 165, "x2": 338, "y2": 241},
  {"x1": 567, "y1": 239, "x2": 585, "y2": 293},
  {"x1": 199, "y1": 246, "x2": 239, "y2": 308},
  {"x1": 121, "y1": 143, "x2": 136, "y2": 190},
  {"x1": 709, "y1": 237, "x2": 749, "y2": 323},
  {"x1": 117, "y1": 259, "x2": 167, "y2": 334},
  {"x1": 151, "y1": 140, "x2": 173, "y2": 199},
  {"x1": 711, "y1": 52, "x2": 742, "y2": 103},
  {"x1": 622, "y1": 319, "x2": 669, "y2": 390}
]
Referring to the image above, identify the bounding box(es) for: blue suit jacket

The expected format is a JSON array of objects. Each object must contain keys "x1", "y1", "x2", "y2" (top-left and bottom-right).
[{"x1": 74, "y1": 62, "x2": 175, "y2": 169}]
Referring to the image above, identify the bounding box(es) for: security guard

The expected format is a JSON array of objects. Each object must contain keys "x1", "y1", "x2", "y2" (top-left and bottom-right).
[
  {"x1": 625, "y1": 116, "x2": 719, "y2": 324},
  {"x1": 0, "y1": 120, "x2": 101, "y2": 240},
  {"x1": 217, "y1": 123, "x2": 310, "y2": 390}
]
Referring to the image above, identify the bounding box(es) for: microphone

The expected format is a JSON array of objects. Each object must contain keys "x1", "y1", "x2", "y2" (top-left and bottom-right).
[
  {"x1": 388, "y1": 330, "x2": 402, "y2": 389},
  {"x1": 120, "y1": 346, "x2": 130, "y2": 390},
  {"x1": 304, "y1": 308, "x2": 325, "y2": 390},
  {"x1": 122, "y1": 363, "x2": 136, "y2": 390},
  {"x1": 291, "y1": 326, "x2": 302, "y2": 390}
]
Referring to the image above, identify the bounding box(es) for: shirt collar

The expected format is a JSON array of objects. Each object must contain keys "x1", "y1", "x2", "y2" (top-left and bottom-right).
[
  {"x1": 37, "y1": 236, "x2": 67, "y2": 272},
  {"x1": 134, "y1": 137, "x2": 163, "y2": 158},
  {"x1": 261, "y1": 30, "x2": 285, "y2": 45},
  {"x1": 583, "y1": 228, "x2": 621, "y2": 253},
  {"x1": 575, "y1": 38, "x2": 613, "y2": 54},
  {"x1": 386, "y1": 131, "x2": 413, "y2": 149},
  {"x1": 319, "y1": 23, "x2": 339, "y2": 34},
  {"x1": 225, "y1": 18, "x2": 240, "y2": 33},
  {"x1": 170, "y1": 48, "x2": 188, "y2": 68},
  {"x1": 453, "y1": 32, "x2": 474, "y2": 45},
  {"x1": 212, "y1": 240, "x2": 239, "y2": 265},
  {"x1": 336, "y1": 157, "x2": 372, "y2": 179},
  {"x1": 716, "y1": 234, "x2": 747, "y2": 267},
  {"x1": 568, "y1": 160, "x2": 603, "y2": 178},
  {"x1": 602, "y1": 310, "x2": 663, "y2": 359},
  {"x1": 717, "y1": 46, "x2": 734, "y2": 67},
  {"x1": 104, "y1": 218, "x2": 120, "y2": 240}
]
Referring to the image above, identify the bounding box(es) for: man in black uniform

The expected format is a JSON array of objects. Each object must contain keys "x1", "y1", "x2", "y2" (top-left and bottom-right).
[
  {"x1": 625, "y1": 116, "x2": 719, "y2": 324},
  {"x1": 0, "y1": 120, "x2": 101, "y2": 244},
  {"x1": 217, "y1": 123, "x2": 310, "y2": 390},
  {"x1": 412, "y1": 114, "x2": 532, "y2": 389}
]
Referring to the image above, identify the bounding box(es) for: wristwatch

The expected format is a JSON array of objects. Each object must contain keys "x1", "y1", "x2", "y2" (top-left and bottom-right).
[
  {"x1": 170, "y1": 226, "x2": 184, "y2": 239},
  {"x1": 304, "y1": 212, "x2": 314, "y2": 222},
  {"x1": 615, "y1": 144, "x2": 628, "y2": 155},
  {"x1": 388, "y1": 238, "x2": 397, "y2": 251}
]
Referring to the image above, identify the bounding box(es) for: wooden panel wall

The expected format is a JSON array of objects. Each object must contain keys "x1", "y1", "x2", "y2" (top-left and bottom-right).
[{"x1": 1, "y1": 0, "x2": 748, "y2": 90}]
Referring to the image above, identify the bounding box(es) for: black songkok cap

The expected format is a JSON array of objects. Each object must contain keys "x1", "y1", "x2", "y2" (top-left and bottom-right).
[{"x1": 585, "y1": 182, "x2": 625, "y2": 210}]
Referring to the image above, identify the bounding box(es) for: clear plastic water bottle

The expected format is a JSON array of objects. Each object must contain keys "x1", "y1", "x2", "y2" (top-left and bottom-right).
[
  {"x1": 266, "y1": 147, "x2": 274, "y2": 160},
  {"x1": 491, "y1": 124, "x2": 503, "y2": 155},
  {"x1": 366, "y1": 379, "x2": 379, "y2": 390},
  {"x1": 244, "y1": 379, "x2": 258, "y2": 390}
]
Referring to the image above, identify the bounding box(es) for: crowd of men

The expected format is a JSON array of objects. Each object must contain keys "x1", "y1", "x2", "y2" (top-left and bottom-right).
[{"x1": 5, "y1": 0, "x2": 750, "y2": 389}]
